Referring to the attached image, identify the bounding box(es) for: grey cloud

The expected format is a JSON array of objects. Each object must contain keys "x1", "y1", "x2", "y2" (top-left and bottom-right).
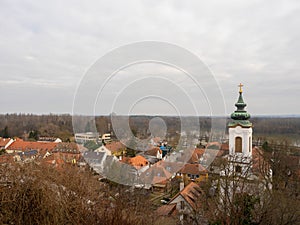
[{"x1": 0, "y1": 0, "x2": 299, "y2": 115}]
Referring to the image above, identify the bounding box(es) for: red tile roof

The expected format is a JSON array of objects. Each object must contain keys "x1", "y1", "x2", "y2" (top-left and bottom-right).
[
  {"x1": 179, "y1": 163, "x2": 207, "y2": 175},
  {"x1": 7, "y1": 139, "x2": 57, "y2": 153},
  {"x1": 145, "y1": 147, "x2": 162, "y2": 157},
  {"x1": 194, "y1": 148, "x2": 205, "y2": 156},
  {"x1": 188, "y1": 148, "x2": 205, "y2": 164},
  {"x1": 140, "y1": 163, "x2": 172, "y2": 184},
  {"x1": 181, "y1": 182, "x2": 203, "y2": 210},
  {"x1": 121, "y1": 155, "x2": 149, "y2": 169},
  {"x1": 157, "y1": 161, "x2": 184, "y2": 173},
  {"x1": 221, "y1": 143, "x2": 229, "y2": 151},
  {"x1": 170, "y1": 182, "x2": 203, "y2": 211},
  {"x1": 105, "y1": 141, "x2": 126, "y2": 153},
  {"x1": 156, "y1": 203, "x2": 177, "y2": 216},
  {"x1": 252, "y1": 146, "x2": 267, "y2": 174}
]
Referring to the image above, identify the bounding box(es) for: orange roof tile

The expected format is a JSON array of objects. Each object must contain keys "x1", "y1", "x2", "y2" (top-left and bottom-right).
[
  {"x1": 145, "y1": 147, "x2": 162, "y2": 157},
  {"x1": 105, "y1": 141, "x2": 125, "y2": 153},
  {"x1": 156, "y1": 203, "x2": 177, "y2": 216},
  {"x1": 221, "y1": 143, "x2": 229, "y2": 151},
  {"x1": 140, "y1": 163, "x2": 172, "y2": 184},
  {"x1": 189, "y1": 148, "x2": 207, "y2": 163},
  {"x1": 121, "y1": 155, "x2": 149, "y2": 168},
  {"x1": 179, "y1": 163, "x2": 207, "y2": 175},
  {"x1": 252, "y1": 146, "x2": 271, "y2": 176},
  {"x1": 157, "y1": 161, "x2": 184, "y2": 173},
  {"x1": 7, "y1": 139, "x2": 57, "y2": 153},
  {"x1": 194, "y1": 148, "x2": 205, "y2": 156},
  {"x1": 170, "y1": 182, "x2": 203, "y2": 211}
]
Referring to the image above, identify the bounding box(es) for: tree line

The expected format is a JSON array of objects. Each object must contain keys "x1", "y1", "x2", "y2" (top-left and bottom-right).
[{"x1": 0, "y1": 114, "x2": 299, "y2": 142}]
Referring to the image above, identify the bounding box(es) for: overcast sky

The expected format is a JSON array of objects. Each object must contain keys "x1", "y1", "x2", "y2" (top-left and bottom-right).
[{"x1": 0, "y1": 0, "x2": 299, "y2": 116}]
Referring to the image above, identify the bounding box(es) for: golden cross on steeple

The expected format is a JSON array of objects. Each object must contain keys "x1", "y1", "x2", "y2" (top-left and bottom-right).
[{"x1": 238, "y1": 83, "x2": 243, "y2": 93}]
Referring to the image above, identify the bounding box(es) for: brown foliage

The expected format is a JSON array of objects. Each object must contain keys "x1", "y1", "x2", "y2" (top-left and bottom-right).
[{"x1": 0, "y1": 163, "x2": 155, "y2": 225}]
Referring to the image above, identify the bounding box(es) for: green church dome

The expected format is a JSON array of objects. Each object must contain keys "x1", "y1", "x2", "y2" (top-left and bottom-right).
[{"x1": 228, "y1": 83, "x2": 252, "y2": 128}]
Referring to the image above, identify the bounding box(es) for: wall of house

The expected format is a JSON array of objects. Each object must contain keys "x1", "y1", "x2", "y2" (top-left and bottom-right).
[{"x1": 169, "y1": 195, "x2": 192, "y2": 214}]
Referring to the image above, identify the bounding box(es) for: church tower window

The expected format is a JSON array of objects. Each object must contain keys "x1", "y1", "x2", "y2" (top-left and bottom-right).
[{"x1": 235, "y1": 137, "x2": 242, "y2": 153}]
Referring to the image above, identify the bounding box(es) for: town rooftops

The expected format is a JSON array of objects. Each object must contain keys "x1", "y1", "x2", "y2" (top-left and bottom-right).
[
  {"x1": 7, "y1": 139, "x2": 57, "y2": 153},
  {"x1": 170, "y1": 181, "x2": 203, "y2": 211},
  {"x1": 179, "y1": 163, "x2": 207, "y2": 175},
  {"x1": 145, "y1": 147, "x2": 162, "y2": 157},
  {"x1": 140, "y1": 163, "x2": 172, "y2": 185},
  {"x1": 53, "y1": 142, "x2": 80, "y2": 153},
  {"x1": 83, "y1": 151, "x2": 106, "y2": 165},
  {"x1": 187, "y1": 148, "x2": 206, "y2": 164},
  {"x1": 121, "y1": 155, "x2": 149, "y2": 169},
  {"x1": 105, "y1": 141, "x2": 125, "y2": 153}
]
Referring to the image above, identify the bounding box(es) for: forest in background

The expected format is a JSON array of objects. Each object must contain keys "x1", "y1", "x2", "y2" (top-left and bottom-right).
[{"x1": 0, "y1": 114, "x2": 299, "y2": 144}]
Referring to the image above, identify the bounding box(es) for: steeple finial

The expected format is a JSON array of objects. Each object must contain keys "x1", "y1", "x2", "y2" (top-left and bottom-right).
[{"x1": 238, "y1": 83, "x2": 243, "y2": 93}]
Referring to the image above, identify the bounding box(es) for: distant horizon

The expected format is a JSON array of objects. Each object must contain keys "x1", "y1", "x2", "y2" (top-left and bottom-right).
[{"x1": 1, "y1": 112, "x2": 300, "y2": 118}]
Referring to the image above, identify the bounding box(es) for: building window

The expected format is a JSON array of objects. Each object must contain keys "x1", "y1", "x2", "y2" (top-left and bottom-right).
[{"x1": 235, "y1": 137, "x2": 242, "y2": 153}]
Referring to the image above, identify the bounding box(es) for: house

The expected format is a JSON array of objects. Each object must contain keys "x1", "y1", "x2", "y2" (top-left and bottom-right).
[
  {"x1": 83, "y1": 150, "x2": 118, "y2": 175},
  {"x1": 94, "y1": 145, "x2": 112, "y2": 156},
  {"x1": 169, "y1": 182, "x2": 203, "y2": 212},
  {"x1": 145, "y1": 147, "x2": 163, "y2": 159},
  {"x1": 53, "y1": 142, "x2": 80, "y2": 154},
  {"x1": 177, "y1": 163, "x2": 208, "y2": 183},
  {"x1": 51, "y1": 142, "x2": 81, "y2": 164},
  {"x1": 83, "y1": 151, "x2": 107, "y2": 174},
  {"x1": 121, "y1": 155, "x2": 150, "y2": 172},
  {"x1": 38, "y1": 137, "x2": 62, "y2": 143},
  {"x1": 188, "y1": 148, "x2": 205, "y2": 164},
  {"x1": 140, "y1": 163, "x2": 173, "y2": 190},
  {"x1": 159, "y1": 145, "x2": 171, "y2": 157},
  {"x1": 157, "y1": 161, "x2": 184, "y2": 177},
  {"x1": 6, "y1": 139, "x2": 57, "y2": 154},
  {"x1": 105, "y1": 141, "x2": 126, "y2": 156},
  {"x1": 16, "y1": 150, "x2": 38, "y2": 162},
  {"x1": 42, "y1": 154, "x2": 66, "y2": 169},
  {"x1": 158, "y1": 182, "x2": 204, "y2": 220},
  {"x1": 156, "y1": 203, "x2": 177, "y2": 216},
  {"x1": 75, "y1": 132, "x2": 100, "y2": 144},
  {"x1": 101, "y1": 133, "x2": 111, "y2": 144}
]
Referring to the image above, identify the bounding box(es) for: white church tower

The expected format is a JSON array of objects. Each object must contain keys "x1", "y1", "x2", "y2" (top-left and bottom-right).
[{"x1": 228, "y1": 83, "x2": 253, "y2": 174}]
